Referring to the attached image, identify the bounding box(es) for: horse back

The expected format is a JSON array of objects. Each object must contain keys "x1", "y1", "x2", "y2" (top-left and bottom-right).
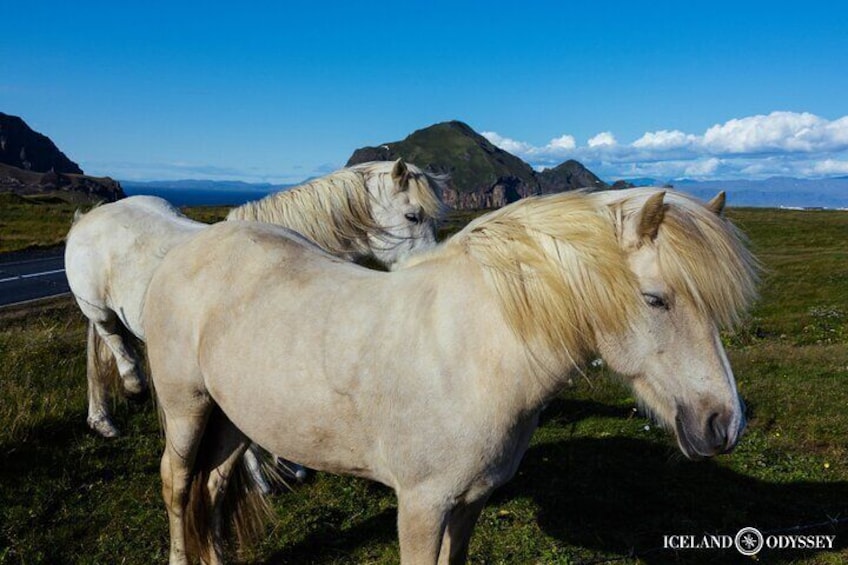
[{"x1": 65, "y1": 195, "x2": 205, "y2": 337}]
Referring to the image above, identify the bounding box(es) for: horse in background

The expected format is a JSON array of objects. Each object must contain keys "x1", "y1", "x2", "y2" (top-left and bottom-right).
[
  {"x1": 65, "y1": 159, "x2": 445, "y2": 439},
  {"x1": 141, "y1": 188, "x2": 758, "y2": 564}
]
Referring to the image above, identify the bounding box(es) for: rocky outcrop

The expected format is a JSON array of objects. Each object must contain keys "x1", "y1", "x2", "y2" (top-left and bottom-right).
[
  {"x1": 0, "y1": 164, "x2": 124, "y2": 203},
  {"x1": 537, "y1": 159, "x2": 607, "y2": 194}
]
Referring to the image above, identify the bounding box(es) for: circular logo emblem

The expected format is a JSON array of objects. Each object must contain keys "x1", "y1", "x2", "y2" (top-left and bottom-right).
[{"x1": 734, "y1": 527, "x2": 764, "y2": 556}]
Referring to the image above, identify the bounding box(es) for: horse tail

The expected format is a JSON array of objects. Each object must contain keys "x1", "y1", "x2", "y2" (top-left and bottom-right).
[
  {"x1": 184, "y1": 411, "x2": 272, "y2": 561},
  {"x1": 71, "y1": 200, "x2": 105, "y2": 226}
]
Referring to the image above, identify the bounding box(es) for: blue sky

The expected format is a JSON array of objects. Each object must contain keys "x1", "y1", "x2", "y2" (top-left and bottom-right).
[{"x1": 2, "y1": 1, "x2": 847, "y2": 184}]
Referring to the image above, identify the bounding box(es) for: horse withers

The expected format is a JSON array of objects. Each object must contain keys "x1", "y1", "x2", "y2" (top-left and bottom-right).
[{"x1": 142, "y1": 188, "x2": 758, "y2": 564}]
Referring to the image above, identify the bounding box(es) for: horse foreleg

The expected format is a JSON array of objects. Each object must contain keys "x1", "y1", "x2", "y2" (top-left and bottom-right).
[
  {"x1": 160, "y1": 409, "x2": 210, "y2": 565},
  {"x1": 437, "y1": 494, "x2": 490, "y2": 565},
  {"x1": 397, "y1": 492, "x2": 450, "y2": 565}
]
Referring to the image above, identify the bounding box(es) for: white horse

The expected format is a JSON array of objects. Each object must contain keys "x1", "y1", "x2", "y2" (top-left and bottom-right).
[
  {"x1": 65, "y1": 159, "x2": 444, "y2": 438},
  {"x1": 141, "y1": 187, "x2": 758, "y2": 564}
]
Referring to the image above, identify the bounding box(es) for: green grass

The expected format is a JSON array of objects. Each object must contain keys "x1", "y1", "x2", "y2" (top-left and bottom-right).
[
  {"x1": 0, "y1": 193, "x2": 84, "y2": 253},
  {"x1": 1, "y1": 206, "x2": 846, "y2": 563},
  {"x1": 0, "y1": 194, "x2": 230, "y2": 254}
]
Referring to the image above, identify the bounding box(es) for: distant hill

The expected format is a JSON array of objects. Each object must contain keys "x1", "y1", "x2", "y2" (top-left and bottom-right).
[
  {"x1": 0, "y1": 163, "x2": 123, "y2": 204},
  {"x1": 537, "y1": 159, "x2": 606, "y2": 194},
  {"x1": 0, "y1": 113, "x2": 124, "y2": 203},
  {"x1": 672, "y1": 177, "x2": 848, "y2": 209},
  {"x1": 347, "y1": 120, "x2": 606, "y2": 209}
]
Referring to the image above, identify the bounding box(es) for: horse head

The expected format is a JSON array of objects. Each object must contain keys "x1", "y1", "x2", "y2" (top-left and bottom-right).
[
  {"x1": 360, "y1": 159, "x2": 445, "y2": 268},
  {"x1": 595, "y1": 190, "x2": 757, "y2": 459}
]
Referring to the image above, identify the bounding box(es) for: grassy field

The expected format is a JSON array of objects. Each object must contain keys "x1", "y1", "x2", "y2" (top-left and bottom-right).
[
  {"x1": 0, "y1": 193, "x2": 82, "y2": 253},
  {"x1": 0, "y1": 204, "x2": 846, "y2": 564}
]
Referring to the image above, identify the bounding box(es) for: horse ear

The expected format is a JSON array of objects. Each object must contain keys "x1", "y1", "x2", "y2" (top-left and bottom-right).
[
  {"x1": 638, "y1": 191, "x2": 667, "y2": 241},
  {"x1": 391, "y1": 159, "x2": 409, "y2": 186},
  {"x1": 706, "y1": 191, "x2": 726, "y2": 216}
]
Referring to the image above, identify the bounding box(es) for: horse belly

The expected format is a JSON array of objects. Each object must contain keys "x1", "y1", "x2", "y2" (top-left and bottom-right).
[{"x1": 203, "y1": 357, "x2": 383, "y2": 482}]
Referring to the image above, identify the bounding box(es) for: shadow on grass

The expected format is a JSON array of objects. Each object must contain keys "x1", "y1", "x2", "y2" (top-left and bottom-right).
[
  {"x1": 497, "y1": 435, "x2": 847, "y2": 564},
  {"x1": 259, "y1": 507, "x2": 397, "y2": 564}
]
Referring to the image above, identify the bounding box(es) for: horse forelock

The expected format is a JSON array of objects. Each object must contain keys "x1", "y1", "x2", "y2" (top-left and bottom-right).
[
  {"x1": 446, "y1": 193, "x2": 641, "y2": 365},
  {"x1": 610, "y1": 189, "x2": 760, "y2": 329}
]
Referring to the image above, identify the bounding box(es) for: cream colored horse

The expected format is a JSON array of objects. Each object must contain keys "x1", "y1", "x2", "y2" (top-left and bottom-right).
[
  {"x1": 142, "y1": 188, "x2": 758, "y2": 564},
  {"x1": 65, "y1": 160, "x2": 444, "y2": 438}
]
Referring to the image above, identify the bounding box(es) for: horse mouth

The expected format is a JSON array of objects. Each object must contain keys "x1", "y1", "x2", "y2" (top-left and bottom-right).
[
  {"x1": 674, "y1": 409, "x2": 721, "y2": 461},
  {"x1": 674, "y1": 411, "x2": 710, "y2": 461}
]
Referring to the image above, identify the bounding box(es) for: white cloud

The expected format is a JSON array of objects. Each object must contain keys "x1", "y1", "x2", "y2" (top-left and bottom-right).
[
  {"x1": 483, "y1": 111, "x2": 848, "y2": 180},
  {"x1": 481, "y1": 131, "x2": 533, "y2": 155},
  {"x1": 683, "y1": 158, "x2": 721, "y2": 177},
  {"x1": 811, "y1": 158, "x2": 848, "y2": 176},
  {"x1": 548, "y1": 134, "x2": 576, "y2": 150},
  {"x1": 702, "y1": 111, "x2": 848, "y2": 154},
  {"x1": 588, "y1": 131, "x2": 617, "y2": 148},
  {"x1": 633, "y1": 130, "x2": 697, "y2": 150}
]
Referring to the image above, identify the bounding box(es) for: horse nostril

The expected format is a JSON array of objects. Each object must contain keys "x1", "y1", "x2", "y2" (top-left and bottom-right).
[{"x1": 707, "y1": 411, "x2": 728, "y2": 449}]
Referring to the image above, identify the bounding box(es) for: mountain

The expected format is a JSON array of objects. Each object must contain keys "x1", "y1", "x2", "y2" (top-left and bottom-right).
[
  {"x1": 0, "y1": 112, "x2": 83, "y2": 174},
  {"x1": 347, "y1": 120, "x2": 607, "y2": 209},
  {"x1": 0, "y1": 113, "x2": 123, "y2": 202},
  {"x1": 537, "y1": 160, "x2": 606, "y2": 193}
]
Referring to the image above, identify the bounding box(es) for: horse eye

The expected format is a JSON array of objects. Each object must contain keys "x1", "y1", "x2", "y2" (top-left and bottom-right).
[
  {"x1": 404, "y1": 212, "x2": 421, "y2": 224},
  {"x1": 643, "y1": 293, "x2": 668, "y2": 309}
]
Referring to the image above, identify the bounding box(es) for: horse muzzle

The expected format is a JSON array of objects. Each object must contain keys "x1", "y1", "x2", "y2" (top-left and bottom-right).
[{"x1": 674, "y1": 401, "x2": 746, "y2": 460}]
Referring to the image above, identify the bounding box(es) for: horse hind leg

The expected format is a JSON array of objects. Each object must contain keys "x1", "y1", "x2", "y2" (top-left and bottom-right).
[
  {"x1": 93, "y1": 315, "x2": 147, "y2": 396},
  {"x1": 86, "y1": 320, "x2": 121, "y2": 438},
  {"x1": 437, "y1": 494, "x2": 491, "y2": 565}
]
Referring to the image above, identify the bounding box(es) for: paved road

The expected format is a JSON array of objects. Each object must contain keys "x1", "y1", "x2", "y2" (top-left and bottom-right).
[{"x1": 0, "y1": 248, "x2": 70, "y2": 307}]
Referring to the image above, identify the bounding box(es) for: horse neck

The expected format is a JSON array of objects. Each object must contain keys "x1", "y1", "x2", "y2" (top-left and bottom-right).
[
  {"x1": 407, "y1": 247, "x2": 579, "y2": 415},
  {"x1": 227, "y1": 190, "x2": 370, "y2": 261}
]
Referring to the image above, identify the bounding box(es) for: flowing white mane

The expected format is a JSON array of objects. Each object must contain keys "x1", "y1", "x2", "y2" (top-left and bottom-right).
[
  {"x1": 402, "y1": 189, "x2": 759, "y2": 364},
  {"x1": 226, "y1": 161, "x2": 445, "y2": 259}
]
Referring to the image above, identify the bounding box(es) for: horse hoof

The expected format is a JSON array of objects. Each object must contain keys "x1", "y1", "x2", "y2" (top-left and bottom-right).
[
  {"x1": 276, "y1": 458, "x2": 309, "y2": 483},
  {"x1": 88, "y1": 416, "x2": 120, "y2": 438}
]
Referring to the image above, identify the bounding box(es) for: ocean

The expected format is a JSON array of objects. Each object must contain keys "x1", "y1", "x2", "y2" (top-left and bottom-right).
[{"x1": 121, "y1": 186, "x2": 278, "y2": 207}]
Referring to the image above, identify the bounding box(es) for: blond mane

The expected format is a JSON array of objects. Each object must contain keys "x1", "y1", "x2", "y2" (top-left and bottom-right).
[
  {"x1": 226, "y1": 161, "x2": 445, "y2": 259},
  {"x1": 602, "y1": 188, "x2": 760, "y2": 329},
  {"x1": 405, "y1": 189, "x2": 758, "y2": 368},
  {"x1": 447, "y1": 192, "x2": 641, "y2": 365}
]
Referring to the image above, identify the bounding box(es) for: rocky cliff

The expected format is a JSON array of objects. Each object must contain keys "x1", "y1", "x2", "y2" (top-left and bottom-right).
[
  {"x1": 0, "y1": 113, "x2": 123, "y2": 202},
  {"x1": 347, "y1": 120, "x2": 607, "y2": 209}
]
